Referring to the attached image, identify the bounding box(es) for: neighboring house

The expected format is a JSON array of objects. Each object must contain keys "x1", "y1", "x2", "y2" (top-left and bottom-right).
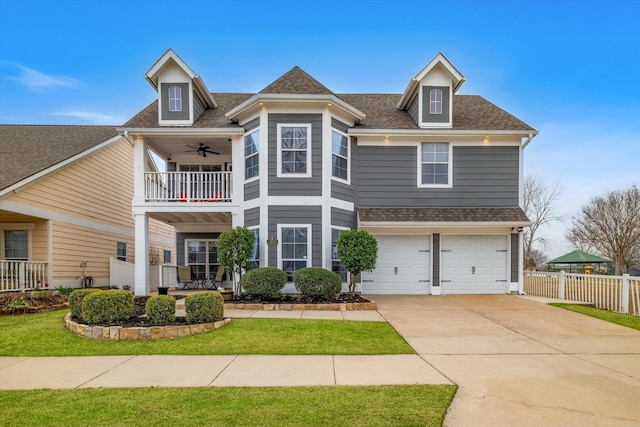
[
  {"x1": 121, "y1": 49, "x2": 536, "y2": 296},
  {"x1": 0, "y1": 125, "x2": 174, "y2": 290}
]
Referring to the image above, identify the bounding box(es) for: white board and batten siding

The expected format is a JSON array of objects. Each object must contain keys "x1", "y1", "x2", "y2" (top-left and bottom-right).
[{"x1": 361, "y1": 235, "x2": 431, "y2": 294}]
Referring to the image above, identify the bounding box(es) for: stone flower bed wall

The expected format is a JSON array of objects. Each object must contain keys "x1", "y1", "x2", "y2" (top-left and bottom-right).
[
  {"x1": 64, "y1": 313, "x2": 230, "y2": 340},
  {"x1": 225, "y1": 301, "x2": 377, "y2": 311}
]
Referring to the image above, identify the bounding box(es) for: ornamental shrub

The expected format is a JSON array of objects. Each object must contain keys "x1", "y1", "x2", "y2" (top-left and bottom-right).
[
  {"x1": 69, "y1": 288, "x2": 101, "y2": 319},
  {"x1": 185, "y1": 291, "x2": 223, "y2": 324},
  {"x1": 145, "y1": 295, "x2": 176, "y2": 325},
  {"x1": 240, "y1": 267, "x2": 286, "y2": 299},
  {"x1": 81, "y1": 290, "x2": 134, "y2": 324},
  {"x1": 294, "y1": 267, "x2": 343, "y2": 301}
]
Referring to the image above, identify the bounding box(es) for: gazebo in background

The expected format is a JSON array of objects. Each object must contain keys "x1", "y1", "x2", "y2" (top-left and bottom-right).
[{"x1": 547, "y1": 250, "x2": 610, "y2": 274}]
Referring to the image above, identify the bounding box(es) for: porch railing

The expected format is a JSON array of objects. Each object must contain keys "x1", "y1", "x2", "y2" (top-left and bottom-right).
[
  {"x1": 0, "y1": 261, "x2": 49, "y2": 292},
  {"x1": 524, "y1": 271, "x2": 640, "y2": 316},
  {"x1": 144, "y1": 171, "x2": 232, "y2": 202}
]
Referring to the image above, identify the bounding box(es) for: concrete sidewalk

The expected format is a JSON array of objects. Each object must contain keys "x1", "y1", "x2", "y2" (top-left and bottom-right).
[{"x1": 0, "y1": 354, "x2": 451, "y2": 389}]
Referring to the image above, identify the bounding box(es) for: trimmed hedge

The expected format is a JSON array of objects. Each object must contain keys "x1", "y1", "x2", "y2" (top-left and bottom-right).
[
  {"x1": 240, "y1": 267, "x2": 287, "y2": 299},
  {"x1": 145, "y1": 295, "x2": 176, "y2": 325},
  {"x1": 294, "y1": 267, "x2": 343, "y2": 301},
  {"x1": 185, "y1": 291, "x2": 223, "y2": 324},
  {"x1": 69, "y1": 288, "x2": 101, "y2": 319},
  {"x1": 81, "y1": 290, "x2": 134, "y2": 324}
]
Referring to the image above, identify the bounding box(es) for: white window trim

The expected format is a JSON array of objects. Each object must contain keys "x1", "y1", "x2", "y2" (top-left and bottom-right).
[
  {"x1": 184, "y1": 238, "x2": 220, "y2": 278},
  {"x1": 244, "y1": 128, "x2": 260, "y2": 183},
  {"x1": 1, "y1": 228, "x2": 32, "y2": 261},
  {"x1": 277, "y1": 224, "x2": 312, "y2": 282},
  {"x1": 429, "y1": 88, "x2": 442, "y2": 115},
  {"x1": 330, "y1": 128, "x2": 350, "y2": 184},
  {"x1": 417, "y1": 142, "x2": 453, "y2": 188},
  {"x1": 116, "y1": 240, "x2": 128, "y2": 262},
  {"x1": 276, "y1": 123, "x2": 312, "y2": 178},
  {"x1": 247, "y1": 226, "x2": 260, "y2": 268},
  {"x1": 168, "y1": 85, "x2": 182, "y2": 112},
  {"x1": 331, "y1": 226, "x2": 350, "y2": 284}
]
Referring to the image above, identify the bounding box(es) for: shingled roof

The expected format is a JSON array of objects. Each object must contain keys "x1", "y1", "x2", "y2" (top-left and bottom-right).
[
  {"x1": 358, "y1": 207, "x2": 530, "y2": 223},
  {"x1": 259, "y1": 66, "x2": 334, "y2": 95},
  {"x1": 122, "y1": 66, "x2": 535, "y2": 132},
  {"x1": 0, "y1": 125, "x2": 119, "y2": 191}
]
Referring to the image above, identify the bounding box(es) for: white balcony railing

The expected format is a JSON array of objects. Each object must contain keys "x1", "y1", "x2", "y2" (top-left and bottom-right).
[
  {"x1": 0, "y1": 260, "x2": 49, "y2": 292},
  {"x1": 145, "y1": 171, "x2": 232, "y2": 203}
]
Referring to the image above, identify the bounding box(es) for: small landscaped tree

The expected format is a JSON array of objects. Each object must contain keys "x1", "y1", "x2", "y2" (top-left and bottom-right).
[
  {"x1": 336, "y1": 229, "x2": 378, "y2": 295},
  {"x1": 216, "y1": 226, "x2": 255, "y2": 296}
]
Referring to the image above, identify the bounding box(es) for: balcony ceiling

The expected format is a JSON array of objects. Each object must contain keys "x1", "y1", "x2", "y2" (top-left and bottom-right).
[
  {"x1": 146, "y1": 135, "x2": 232, "y2": 159},
  {"x1": 147, "y1": 211, "x2": 231, "y2": 225}
]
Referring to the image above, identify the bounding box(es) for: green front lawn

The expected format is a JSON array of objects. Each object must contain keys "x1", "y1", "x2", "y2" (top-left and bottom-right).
[
  {"x1": 0, "y1": 385, "x2": 457, "y2": 427},
  {"x1": 0, "y1": 310, "x2": 413, "y2": 356},
  {"x1": 550, "y1": 303, "x2": 640, "y2": 331}
]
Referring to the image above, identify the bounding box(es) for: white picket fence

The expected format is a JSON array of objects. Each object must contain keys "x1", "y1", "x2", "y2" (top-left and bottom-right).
[{"x1": 524, "y1": 271, "x2": 640, "y2": 316}]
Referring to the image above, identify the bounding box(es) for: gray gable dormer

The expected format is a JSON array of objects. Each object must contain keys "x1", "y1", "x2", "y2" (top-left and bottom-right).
[
  {"x1": 397, "y1": 53, "x2": 465, "y2": 129},
  {"x1": 144, "y1": 49, "x2": 216, "y2": 126}
]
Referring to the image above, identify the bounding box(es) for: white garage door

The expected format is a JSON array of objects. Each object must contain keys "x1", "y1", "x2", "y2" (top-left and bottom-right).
[
  {"x1": 361, "y1": 235, "x2": 430, "y2": 294},
  {"x1": 440, "y1": 236, "x2": 508, "y2": 294}
]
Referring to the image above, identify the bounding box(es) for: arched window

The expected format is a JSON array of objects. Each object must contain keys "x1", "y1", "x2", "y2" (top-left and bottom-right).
[
  {"x1": 429, "y1": 88, "x2": 442, "y2": 114},
  {"x1": 168, "y1": 85, "x2": 182, "y2": 112}
]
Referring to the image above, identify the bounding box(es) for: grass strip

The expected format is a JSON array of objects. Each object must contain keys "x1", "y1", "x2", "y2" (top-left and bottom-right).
[
  {"x1": 0, "y1": 310, "x2": 413, "y2": 356},
  {"x1": 0, "y1": 385, "x2": 456, "y2": 427},
  {"x1": 549, "y1": 303, "x2": 640, "y2": 331}
]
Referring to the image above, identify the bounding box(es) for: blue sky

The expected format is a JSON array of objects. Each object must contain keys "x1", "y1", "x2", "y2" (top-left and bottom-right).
[{"x1": 1, "y1": 0, "x2": 638, "y2": 258}]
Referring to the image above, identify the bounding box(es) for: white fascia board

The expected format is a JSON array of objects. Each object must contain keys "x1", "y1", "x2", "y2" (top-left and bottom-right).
[
  {"x1": 348, "y1": 129, "x2": 539, "y2": 138},
  {"x1": 0, "y1": 135, "x2": 124, "y2": 199},
  {"x1": 225, "y1": 94, "x2": 366, "y2": 123},
  {"x1": 116, "y1": 127, "x2": 245, "y2": 136},
  {"x1": 144, "y1": 49, "x2": 216, "y2": 108},
  {"x1": 360, "y1": 220, "x2": 532, "y2": 228}
]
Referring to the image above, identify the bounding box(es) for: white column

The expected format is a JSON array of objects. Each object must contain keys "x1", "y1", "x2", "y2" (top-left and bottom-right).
[
  {"x1": 133, "y1": 135, "x2": 147, "y2": 205},
  {"x1": 518, "y1": 231, "x2": 525, "y2": 295},
  {"x1": 134, "y1": 212, "x2": 149, "y2": 296}
]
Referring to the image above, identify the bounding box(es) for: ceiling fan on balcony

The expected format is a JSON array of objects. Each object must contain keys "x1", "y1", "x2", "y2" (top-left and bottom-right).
[{"x1": 185, "y1": 143, "x2": 219, "y2": 158}]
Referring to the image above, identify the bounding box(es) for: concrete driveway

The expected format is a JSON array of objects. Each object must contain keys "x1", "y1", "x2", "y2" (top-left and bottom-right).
[{"x1": 372, "y1": 295, "x2": 640, "y2": 427}]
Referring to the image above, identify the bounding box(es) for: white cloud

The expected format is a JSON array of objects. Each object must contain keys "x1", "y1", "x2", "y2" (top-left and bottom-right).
[
  {"x1": 5, "y1": 62, "x2": 81, "y2": 92},
  {"x1": 52, "y1": 110, "x2": 125, "y2": 125}
]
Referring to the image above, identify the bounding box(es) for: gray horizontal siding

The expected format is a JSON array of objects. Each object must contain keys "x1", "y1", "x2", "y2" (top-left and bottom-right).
[
  {"x1": 244, "y1": 180, "x2": 259, "y2": 201},
  {"x1": 268, "y1": 113, "x2": 322, "y2": 196},
  {"x1": 267, "y1": 205, "x2": 322, "y2": 268},
  {"x1": 331, "y1": 135, "x2": 355, "y2": 202},
  {"x1": 407, "y1": 93, "x2": 419, "y2": 123},
  {"x1": 331, "y1": 117, "x2": 350, "y2": 133},
  {"x1": 433, "y1": 234, "x2": 440, "y2": 287},
  {"x1": 244, "y1": 207, "x2": 260, "y2": 227},
  {"x1": 355, "y1": 145, "x2": 519, "y2": 207},
  {"x1": 160, "y1": 83, "x2": 189, "y2": 121},
  {"x1": 193, "y1": 91, "x2": 206, "y2": 121},
  {"x1": 331, "y1": 207, "x2": 355, "y2": 228},
  {"x1": 422, "y1": 86, "x2": 449, "y2": 123},
  {"x1": 243, "y1": 117, "x2": 260, "y2": 132}
]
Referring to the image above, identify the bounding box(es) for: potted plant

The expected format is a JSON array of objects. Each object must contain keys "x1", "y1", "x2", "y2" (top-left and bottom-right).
[{"x1": 217, "y1": 287, "x2": 234, "y2": 301}]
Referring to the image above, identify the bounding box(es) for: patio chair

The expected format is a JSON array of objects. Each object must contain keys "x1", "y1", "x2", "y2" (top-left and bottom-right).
[
  {"x1": 177, "y1": 265, "x2": 195, "y2": 290},
  {"x1": 211, "y1": 266, "x2": 225, "y2": 288}
]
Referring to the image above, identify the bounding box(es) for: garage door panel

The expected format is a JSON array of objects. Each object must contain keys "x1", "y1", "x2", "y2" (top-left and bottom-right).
[
  {"x1": 361, "y1": 235, "x2": 430, "y2": 294},
  {"x1": 441, "y1": 236, "x2": 508, "y2": 295}
]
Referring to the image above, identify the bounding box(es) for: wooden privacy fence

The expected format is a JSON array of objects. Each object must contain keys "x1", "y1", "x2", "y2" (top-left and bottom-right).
[{"x1": 524, "y1": 271, "x2": 640, "y2": 316}]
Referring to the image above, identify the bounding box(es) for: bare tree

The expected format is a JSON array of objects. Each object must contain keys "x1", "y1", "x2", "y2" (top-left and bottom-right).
[
  {"x1": 522, "y1": 175, "x2": 562, "y2": 270},
  {"x1": 566, "y1": 185, "x2": 640, "y2": 275}
]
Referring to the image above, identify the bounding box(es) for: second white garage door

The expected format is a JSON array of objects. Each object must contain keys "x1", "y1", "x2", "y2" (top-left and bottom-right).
[
  {"x1": 361, "y1": 235, "x2": 431, "y2": 294},
  {"x1": 440, "y1": 236, "x2": 508, "y2": 294}
]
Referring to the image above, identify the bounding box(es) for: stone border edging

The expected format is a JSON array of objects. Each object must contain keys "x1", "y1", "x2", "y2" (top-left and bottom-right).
[
  {"x1": 224, "y1": 301, "x2": 377, "y2": 311},
  {"x1": 64, "y1": 313, "x2": 230, "y2": 340}
]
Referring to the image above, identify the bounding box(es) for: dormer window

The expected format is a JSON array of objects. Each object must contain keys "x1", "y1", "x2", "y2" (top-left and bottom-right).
[
  {"x1": 429, "y1": 89, "x2": 442, "y2": 114},
  {"x1": 168, "y1": 86, "x2": 182, "y2": 112}
]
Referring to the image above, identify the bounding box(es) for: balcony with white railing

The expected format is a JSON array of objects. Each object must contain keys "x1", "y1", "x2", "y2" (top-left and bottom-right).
[
  {"x1": 0, "y1": 260, "x2": 49, "y2": 292},
  {"x1": 144, "y1": 171, "x2": 232, "y2": 203}
]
